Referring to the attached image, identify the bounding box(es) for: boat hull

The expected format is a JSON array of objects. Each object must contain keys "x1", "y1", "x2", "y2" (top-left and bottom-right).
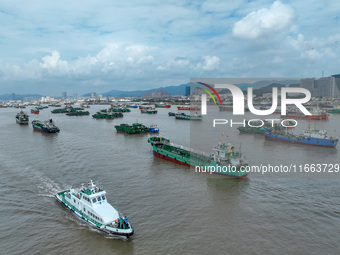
[
  {"x1": 281, "y1": 114, "x2": 329, "y2": 119},
  {"x1": 264, "y1": 131, "x2": 338, "y2": 147},
  {"x1": 33, "y1": 126, "x2": 60, "y2": 133},
  {"x1": 150, "y1": 139, "x2": 248, "y2": 178},
  {"x1": 16, "y1": 119, "x2": 29, "y2": 125}
]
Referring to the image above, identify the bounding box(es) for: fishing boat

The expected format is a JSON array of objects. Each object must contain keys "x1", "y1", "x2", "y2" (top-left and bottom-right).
[
  {"x1": 237, "y1": 120, "x2": 294, "y2": 134},
  {"x1": 149, "y1": 124, "x2": 159, "y2": 133},
  {"x1": 31, "y1": 108, "x2": 39, "y2": 114},
  {"x1": 32, "y1": 119, "x2": 60, "y2": 133},
  {"x1": 155, "y1": 103, "x2": 171, "y2": 108},
  {"x1": 92, "y1": 110, "x2": 123, "y2": 119},
  {"x1": 148, "y1": 136, "x2": 249, "y2": 178},
  {"x1": 66, "y1": 111, "x2": 90, "y2": 116},
  {"x1": 263, "y1": 125, "x2": 338, "y2": 147},
  {"x1": 126, "y1": 104, "x2": 138, "y2": 108},
  {"x1": 141, "y1": 108, "x2": 157, "y2": 114},
  {"x1": 51, "y1": 106, "x2": 83, "y2": 114},
  {"x1": 168, "y1": 112, "x2": 176, "y2": 116},
  {"x1": 219, "y1": 105, "x2": 250, "y2": 112},
  {"x1": 110, "y1": 106, "x2": 131, "y2": 112},
  {"x1": 281, "y1": 108, "x2": 329, "y2": 119},
  {"x1": 15, "y1": 110, "x2": 29, "y2": 125},
  {"x1": 139, "y1": 105, "x2": 150, "y2": 110},
  {"x1": 175, "y1": 112, "x2": 202, "y2": 120},
  {"x1": 327, "y1": 108, "x2": 340, "y2": 114},
  {"x1": 55, "y1": 180, "x2": 134, "y2": 238},
  {"x1": 177, "y1": 105, "x2": 199, "y2": 110},
  {"x1": 115, "y1": 123, "x2": 150, "y2": 134}
]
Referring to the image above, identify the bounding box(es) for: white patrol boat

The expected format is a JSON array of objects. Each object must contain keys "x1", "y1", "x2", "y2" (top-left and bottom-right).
[{"x1": 55, "y1": 180, "x2": 134, "y2": 238}]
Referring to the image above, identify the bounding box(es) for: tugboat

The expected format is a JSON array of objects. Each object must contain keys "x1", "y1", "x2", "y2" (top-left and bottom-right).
[
  {"x1": 32, "y1": 119, "x2": 60, "y2": 133},
  {"x1": 148, "y1": 135, "x2": 249, "y2": 178},
  {"x1": 16, "y1": 110, "x2": 29, "y2": 125},
  {"x1": 263, "y1": 125, "x2": 338, "y2": 147},
  {"x1": 55, "y1": 180, "x2": 134, "y2": 238}
]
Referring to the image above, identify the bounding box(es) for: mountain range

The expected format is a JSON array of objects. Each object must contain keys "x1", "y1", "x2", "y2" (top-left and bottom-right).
[
  {"x1": 82, "y1": 79, "x2": 299, "y2": 97},
  {"x1": 0, "y1": 79, "x2": 300, "y2": 100}
]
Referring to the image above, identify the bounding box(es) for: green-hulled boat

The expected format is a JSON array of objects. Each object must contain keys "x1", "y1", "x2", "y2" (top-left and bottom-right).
[
  {"x1": 115, "y1": 123, "x2": 149, "y2": 134},
  {"x1": 238, "y1": 120, "x2": 294, "y2": 135},
  {"x1": 92, "y1": 111, "x2": 123, "y2": 119},
  {"x1": 148, "y1": 136, "x2": 249, "y2": 178},
  {"x1": 66, "y1": 111, "x2": 90, "y2": 116},
  {"x1": 110, "y1": 106, "x2": 131, "y2": 112},
  {"x1": 327, "y1": 108, "x2": 340, "y2": 114},
  {"x1": 51, "y1": 106, "x2": 83, "y2": 114},
  {"x1": 16, "y1": 110, "x2": 29, "y2": 125}
]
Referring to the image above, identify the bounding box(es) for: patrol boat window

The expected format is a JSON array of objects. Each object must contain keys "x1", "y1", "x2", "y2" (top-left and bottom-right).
[
  {"x1": 92, "y1": 198, "x2": 97, "y2": 203},
  {"x1": 102, "y1": 196, "x2": 106, "y2": 200},
  {"x1": 97, "y1": 197, "x2": 101, "y2": 202}
]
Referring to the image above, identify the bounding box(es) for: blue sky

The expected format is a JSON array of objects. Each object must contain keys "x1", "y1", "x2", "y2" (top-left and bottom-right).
[{"x1": 0, "y1": 0, "x2": 340, "y2": 96}]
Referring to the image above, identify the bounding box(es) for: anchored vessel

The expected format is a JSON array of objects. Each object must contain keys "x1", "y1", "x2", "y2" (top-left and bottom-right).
[
  {"x1": 175, "y1": 112, "x2": 202, "y2": 120},
  {"x1": 263, "y1": 127, "x2": 338, "y2": 147},
  {"x1": 141, "y1": 107, "x2": 158, "y2": 114},
  {"x1": 16, "y1": 110, "x2": 29, "y2": 125},
  {"x1": 92, "y1": 110, "x2": 123, "y2": 119},
  {"x1": 237, "y1": 120, "x2": 294, "y2": 134},
  {"x1": 149, "y1": 124, "x2": 159, "y2": 133},
  {"x1": 32, "y1": 119, "x2": 60, "y2": 133},
  {"x1": 66, "y1": 111, "x2": 90, "y2": 116},
  {"x1": 177, "y1": 105, "x2": 199, "y2": 110},
  {"x1": 55, "y1": 180, "x2": 134, "y2": 238},
  {"x1": 155, "y1": 103, "x2": 171, "y2": 108},
  {"x1": 115, "y1": 123, "x2": 150, "y2": 134},
  {"x1": 281, "y1": 108, "x2": 329, "y2": 119},
  {"x1": 148, "y1": 136, "x2": 249, "y2": 178},
  {"x1": 31, "y1": 108, "x2": 39, "y2": 114}
]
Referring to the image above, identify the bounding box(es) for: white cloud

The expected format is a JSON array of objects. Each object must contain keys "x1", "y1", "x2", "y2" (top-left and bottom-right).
[
  {"x1": 232, "y1": 1, "x2": 295, "y2": 39},
  {"x1": 198, "y1": 56, "x2": 220, "y2": 70}
]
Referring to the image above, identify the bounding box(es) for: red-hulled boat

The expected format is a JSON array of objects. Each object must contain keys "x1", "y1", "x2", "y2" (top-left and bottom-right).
[
  {"x1": 177, "y1": 106, "x2": 200, "y2": 110},
  {"x1": 31, "y1": 108, "x2": 39, "y2": 114},
  {"x1": 281, "y1": 108, "x2": 329, "y2": 120},
  {"x1": 155, "y1": 103, "x2": 171, "y2": 108}
]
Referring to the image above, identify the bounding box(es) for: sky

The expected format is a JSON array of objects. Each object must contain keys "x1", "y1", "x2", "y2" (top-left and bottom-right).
[{"x1": 0, "y1": 0, "x2": 340, "y2": 96}]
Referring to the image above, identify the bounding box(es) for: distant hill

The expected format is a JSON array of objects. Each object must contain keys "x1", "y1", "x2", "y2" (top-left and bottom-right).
[
  {"x1": 252, "y1": 82, "x2": 300, "y2": 96},
  {"x1": 0, "y1": 94, "x2": 43, "y2": 100},
  {"x1": 83, "y1": 83, "x2": 191, "y2": 97},
  {"x1": 82, "y1": 79, "x2": 300, "y2": 97}
]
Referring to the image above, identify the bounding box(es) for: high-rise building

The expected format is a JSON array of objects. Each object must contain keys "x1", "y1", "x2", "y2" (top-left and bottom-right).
[
  {"x1": 185, "y1": 86, "x2": 190, "y2": 96},
  {"x1": 300, "y1": 76, "x2": 340, "y2": 98},
  {"x1": 11, "y1": 93, "x2": 16, "y2": 100},
  {"x1": 91, "y1": 92, "x2": 97, "y2": 97},
  {"x1": 62, "y1": 92, "x2": 67, "y2": 99}
]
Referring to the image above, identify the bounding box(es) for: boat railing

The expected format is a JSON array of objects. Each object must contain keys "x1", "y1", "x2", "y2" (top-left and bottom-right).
[{"x1": 167, "y1": 142, "x2": 209, "y2": 157}]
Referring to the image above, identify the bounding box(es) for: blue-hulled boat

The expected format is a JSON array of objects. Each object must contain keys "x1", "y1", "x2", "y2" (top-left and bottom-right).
[{"x1": 263, "y1": 127, "x2": 338, "y2": 147}]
